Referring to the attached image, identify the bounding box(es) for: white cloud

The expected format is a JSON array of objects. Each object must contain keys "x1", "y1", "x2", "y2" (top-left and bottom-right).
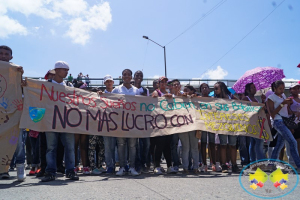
[
  {"x1": 65, "y1": 2, "x2": 112, "y2": 45},
  {"x1": 0, "y1": 0, "x2": 112, "y2": 44},
  {"x1": 0, "y1": 0, "x2": 61, "y2": 19},
  {"x1": 53, "y1": 0, "x2": 87, "y2": 16},
  {"x1": 50, "y1": 29, "x2": 56, "y2": 35},
  {"x1": 0, "y1": 15, "x2": 27, "y2": 38},
  {"x1": 201, "y1": 66, "x2": 228, "y2": 79}
]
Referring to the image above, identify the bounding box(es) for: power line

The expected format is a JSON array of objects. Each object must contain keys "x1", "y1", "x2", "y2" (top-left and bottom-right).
[
  {"x1": 200, "y1": 0, "x2": 286, "y2": 77},
  {"x1": 165, "y1": 0, "x2": 227, "y2": 46}
]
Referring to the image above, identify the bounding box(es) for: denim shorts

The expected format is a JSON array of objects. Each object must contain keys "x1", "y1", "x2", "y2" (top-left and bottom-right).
[
  {"x1": 218, "y1": 134, "x2": 237, "y2": 146},
  {"x1": 201, "y1": 131, "x2": 215, "y2": 144}
]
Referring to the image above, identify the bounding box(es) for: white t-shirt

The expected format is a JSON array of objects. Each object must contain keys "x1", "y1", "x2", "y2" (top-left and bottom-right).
[
  {"x1": 112, "y1": 84, "x2": 140, "y2": 96},
  {"x1": 268, "y1": 93, "x2": 289, "y2": 120},
  {"x1": 104, "y1": 89, "x2": 112, "y2": 93},
  {"x1": 51, "y1": 80, "x2": 74, "y2": 87},
  {"x1": 290, "y1": 99, "x2": 300, "y2": 112},
  {"x1": 137, "y1": 87, "x2": 150, "y2": 96}
]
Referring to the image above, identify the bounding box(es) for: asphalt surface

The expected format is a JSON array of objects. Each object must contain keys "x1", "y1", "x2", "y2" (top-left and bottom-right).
[{"x1": 0, "y1": 164, "x2": 299, "y2": 200}]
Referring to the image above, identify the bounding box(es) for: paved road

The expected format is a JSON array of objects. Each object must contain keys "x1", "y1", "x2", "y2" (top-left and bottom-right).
[{"x1": 1, "y1": 165, "x2": 299, "y2": 200}]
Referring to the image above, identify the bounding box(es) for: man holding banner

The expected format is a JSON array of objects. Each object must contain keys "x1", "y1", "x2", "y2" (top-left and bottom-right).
[
  {"x1": 0, "y1": 45, "x2": 25, "y2": 181},
  {"x1": 41, "y1": 61, "x2": 79, "y2": 182}
]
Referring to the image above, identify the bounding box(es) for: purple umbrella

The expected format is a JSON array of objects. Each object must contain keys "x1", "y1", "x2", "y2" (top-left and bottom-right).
[{"x1": 232, "y1": 67, "x2": 285, "y2": 94}]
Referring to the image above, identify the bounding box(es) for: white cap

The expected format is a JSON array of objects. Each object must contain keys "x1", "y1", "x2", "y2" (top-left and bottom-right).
[
  {"x1": 290, "y1": 82, "x2": 300, "y2": 89},
  {"x1": 104, "y1": 75, "x2": 113, "y2": 83},
  {"x1": 55, "y1": 61, "x2": 69, "y2": 69}
]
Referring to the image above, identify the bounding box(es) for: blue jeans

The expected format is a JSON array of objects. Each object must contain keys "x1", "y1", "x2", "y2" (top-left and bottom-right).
[
  {"x1": 171, "y1": 134, "x2": 181, "y2": 167},
  {"x1": 29, "y1": 136, "x2": 40, "y2": 167},
  {"x1": 103, "y1": 136, "x2": 116, "y2": 168},
  {"x1": 285, "y1": 140, "x2": 295, "y2": 166},
  {"x1": 15, "y1": 129, "x2": 27, "y2": 164},
  {"x1": 45, "y1": 132, "x2": 75, "y2": 175},
  {"x1": 238, "y1": 136, "x2": 250, "y2": 165},
  {"x1": 271, "y1": 120, "x2": 300, "y2": 168},
  {"x1": 136, "y1": 138, "x2": 150, "y2": 167},
  {"x1": 178, "y1": 131, "x2": 199, "y2": 170},
  {"x1": 117, "y1": 138, "x2": 137, "y2": 168},
  {"x1": 249, "y1": 137, "x2": 266, "y2": 162}
]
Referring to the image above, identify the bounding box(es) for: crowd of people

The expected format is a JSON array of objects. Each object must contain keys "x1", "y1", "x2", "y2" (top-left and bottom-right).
[{"x1": 0, "y1": 45, "x2": 300, "y2": 183}]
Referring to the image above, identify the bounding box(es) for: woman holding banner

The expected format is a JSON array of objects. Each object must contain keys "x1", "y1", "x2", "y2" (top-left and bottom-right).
[
  {"x1": 151, "y1": 76, "x2": 177, "y2": 174},
  {"x1": 242, "y1": 83, "x2": 266, "y2": 163},
  {"x1": 199, "y1": 83, "x2": 218, "y2": 172},
  {"x1": 172, "y1": 79, "x2": 199, "y2": 174},
  {"x1": 213, "y1": 82, "x2": 239, "y2": 173}
]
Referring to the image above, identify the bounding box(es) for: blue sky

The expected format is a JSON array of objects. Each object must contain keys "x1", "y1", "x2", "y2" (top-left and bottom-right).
[{"x1": 0, "y1": 0, "x2": 299, "y2": 82}]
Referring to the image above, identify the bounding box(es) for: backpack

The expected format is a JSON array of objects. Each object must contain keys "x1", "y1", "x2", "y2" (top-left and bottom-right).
[{"x1": 140, "y1": 86, "x2": 148, "y2": 96}]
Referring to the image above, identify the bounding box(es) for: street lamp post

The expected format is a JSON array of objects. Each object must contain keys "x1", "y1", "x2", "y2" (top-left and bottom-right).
[{"x1": 143, "y1": 36, "x2": 167, "y2": 77}]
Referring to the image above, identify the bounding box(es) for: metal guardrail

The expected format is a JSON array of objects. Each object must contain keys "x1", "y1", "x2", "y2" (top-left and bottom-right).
[{"x1": 28, "y1": 77, "x2": 298, "y2": 90}]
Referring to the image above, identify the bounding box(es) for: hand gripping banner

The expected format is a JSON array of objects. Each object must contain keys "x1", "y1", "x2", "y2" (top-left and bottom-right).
[{"x1": 20, "y1": 79, "x2": 272, "y2": 141}]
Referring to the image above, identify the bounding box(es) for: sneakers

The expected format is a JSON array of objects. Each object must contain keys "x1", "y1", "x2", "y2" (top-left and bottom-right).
[
  {"x1": 193, "y1": 168, "x2": 199, "y2": 174},
  {"x1": 0, "y1": 172, "x2": 10, "y2": 179},
  {"x1": 129, "y1": 167, "x2": 139, "y2": 176},
  {"x1": 99, "y1": 167, "x2": 106, "y2": 173},
  {"x1": 124, "y1": 165, "x2": 129, "y2": 172},
  {"x1": 167, "y1": 166, "x2": 177, "y2": 174},
  {"x1": 74, "y1": 166, "x2": 81, "y2": 174},
  {"x1": 57, "y1": 165, "x2": 65, "y2": 174},
  {"x1": 36, "y1": 169, "x2": 45, "y2": 177},
  {"x1": 221, "y1": 164, "x2": 228, "y2": 173},
  {"x1": 232, "y1": 165, "x2": 239, "y2": 173},
  {"x1": 41, "y1": 173, "x2": 56, "y2": 182},
  {"x1": 182, "y1": 169, "x2": 189, "y2": 174},
  {"x1": 173, "y1": 166, "x2": 179, "y2": 173},
  {"x1": 91, "y1": 168, "x2": 101, "y2": 175},
  {"x1": 154, "y1": 167, "x2": 163, "y2": 175},
  {"x1": 135, "y1": 166, "x2": 142, "y2": 175},
  {"x1": 66, "y1": 172, "x2": 79, "y2": 181},
  {"x1": 142, "y1": 166, "x2": 150, "y2": 174},
  {"x1": 116, "y1": 167, "x2": 126, "y2": 176},
  {"x1": 9, "y1": 167, "x2": 15, "y2": 171},
  {"x1": 74, "y1": 166, "x2": 82, "y2": 174},
  {"x1": 29, "y1": 167, "x2": 36, "y2": 176},
  {"x1": 212, "y1": 164, "x2": 222, "y2": 172},
  {"x1": 83, "y1": 167, "x2": 91, "y2": 175},
  {"x1": 16, "y1": 164, "x2": 26, "y2": 181},
  {"x1": 200, "y1": 165, "x2": 208, "y2": 172},
  {"x1": 106, "y1": 167, "x2": 115, "y2": 174}
]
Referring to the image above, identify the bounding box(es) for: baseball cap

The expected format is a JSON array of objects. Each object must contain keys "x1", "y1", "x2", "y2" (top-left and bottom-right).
[
  {"x1": 104, "y1": 75, "x2": 113, "y2": 83},
  {"x1": 167, "y1": 80, "x2": 173, "y2": 85},
  {"x1": 44, "y1": 69, "x2": 56, "y2": 80},
  {"x1": 55, "y1": 61, "x2": 69, "y2": 69},
  {"x1": 290, "y1": 82, "x2": 300, "y2": 89},
  {"x1": 159, "y1": 76, "x2": 168, "y2": 83}
]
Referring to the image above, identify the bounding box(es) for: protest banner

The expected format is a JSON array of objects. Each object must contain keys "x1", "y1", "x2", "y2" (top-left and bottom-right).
[
  {"x1": 0, "y1": 61, "x2": 23, "y2": 174},
  {"x1": 20, "y1": 79, "x2": 272, "y2": 141}
]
